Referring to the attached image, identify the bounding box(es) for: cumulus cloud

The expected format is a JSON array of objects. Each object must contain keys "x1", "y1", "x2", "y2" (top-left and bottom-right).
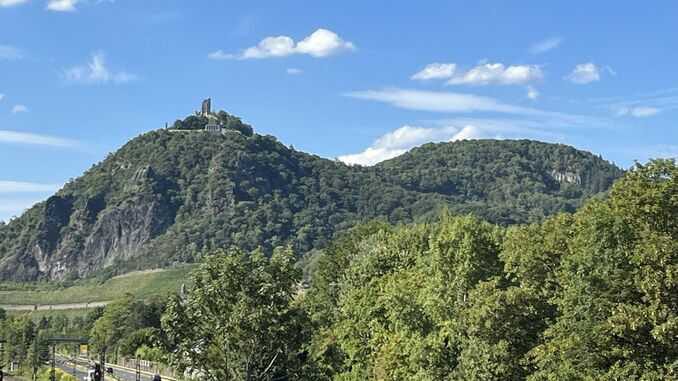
[
  {"x1": 527, "y1": 86, "x2": 539, "y2": 100},
  {"x1": 0, "y1": 44, "x2": 22, "y2": 60},
  {"x1": 0, "y1": 130, "x2": 78, "y2": 147},
  {"x1": 616, "y1": 106, "x2": 660, "y2": 118},
  {"x1": 567, "y1": 62, "x2": 600, "y2": 84},
  {"x1": 345, "y1": 88, "x2": 543, "y2": 116},
  {"x1": 286, "y1": 68, "x2": 303, "y2": 75},
  {"x1": 411, "y1": 63, "x2": 456, "y2": 80},
  {"x1": 242, "y1": 35, "x2": 295, "y2": 59},
  {"x1": 295, "y1": 29, "x2": 355, "y2": 57},
  {"x1": 64, "y1": 52, "x2": 137, "y2": 84},
  {"x1": 447, "y1": 63, "x2": 543, "y2": 86},
  {"x1": 337, "y1": 114, "x2": 593, "y2": 166},
  {"x1": 11, "y1": 104, "x2": 28, "y2": 113},
  {"x1": 338, "y1": 124, "x2": 491, "y2": 166},
  {"x1": 209, "y1": 28, "x2": 355, "y2": 60},
  {"x1": 529, "y1": 37, "x2": 562, "y2": 54},
  {"x1": 47, "y1": 0, "x2": 79, "y2": 11},
  {"x1": 0, "y1": 0, "x2": 28, "y2": 7}
]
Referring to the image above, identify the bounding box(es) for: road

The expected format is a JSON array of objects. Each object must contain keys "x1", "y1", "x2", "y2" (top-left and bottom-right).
[
  {"x1": 56, "y1": 355, "x2": 160, "y2": 381},
  {"x1": 0, "y1": 301, "x2": 110, "y2": 311},
  {"x1": 56, "y1": 356, "x2": 91, "y2": 380}
]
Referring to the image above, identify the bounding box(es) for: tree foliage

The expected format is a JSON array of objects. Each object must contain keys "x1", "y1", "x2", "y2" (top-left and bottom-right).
[
  {"x1": 306, "y1": 159, "x2": 677, "y2": 380},
  {"x1": 162, "y1": 247, "x2": 312, "y2": 381},
  {"x1": 0, "y1": 121, "x2": 622, "y2": 281}
]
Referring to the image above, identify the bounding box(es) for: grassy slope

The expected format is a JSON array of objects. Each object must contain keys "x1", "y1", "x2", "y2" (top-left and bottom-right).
[
  {"x1": 0, "y1": 265, "x2": 193, "y2": 305},
  {"x1": 8, "y1": 307, "x2": 90, "y2": 321}
]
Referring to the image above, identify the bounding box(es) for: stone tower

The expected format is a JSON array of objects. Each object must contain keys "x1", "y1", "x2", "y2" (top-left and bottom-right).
[{"x1": 201, "y1": 98, "x2": 211, "y2": 115}]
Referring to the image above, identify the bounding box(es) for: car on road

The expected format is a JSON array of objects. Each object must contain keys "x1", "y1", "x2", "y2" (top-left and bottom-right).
[{"x1": 83, "y1": 369, "x2": 95, "y2": 381}]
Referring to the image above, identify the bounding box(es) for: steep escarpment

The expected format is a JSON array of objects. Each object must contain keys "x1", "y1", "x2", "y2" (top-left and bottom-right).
[{"x1": 0, "y1": 112, "x2": 624, "y2": 281}]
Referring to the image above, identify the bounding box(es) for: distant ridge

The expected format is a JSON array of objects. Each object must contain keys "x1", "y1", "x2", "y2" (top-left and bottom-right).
[{"x1": 0, "y1": 111, "x2": 623, "y2": 281}]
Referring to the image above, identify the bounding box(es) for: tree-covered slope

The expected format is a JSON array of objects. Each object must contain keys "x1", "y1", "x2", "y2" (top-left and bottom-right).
[{"x1": 0, "y1": 112, "x2": 623, "y2": 281}]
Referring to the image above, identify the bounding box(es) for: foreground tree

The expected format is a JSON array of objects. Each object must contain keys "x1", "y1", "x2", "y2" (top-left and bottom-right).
[
  {"x1": 304, "y1": 159, "x2": 677, "y2": 380},
  {"x1": 529, "y1": 159, "x2": 677, "y2": 380},
  {"x1": 162, "y1": 247, "x2": 312, "y2": 381}
]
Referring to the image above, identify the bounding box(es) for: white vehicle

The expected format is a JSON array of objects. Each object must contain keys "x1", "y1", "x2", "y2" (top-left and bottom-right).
[{"x1": 83, "y1": 369, "x2": 95, "y2": 381}]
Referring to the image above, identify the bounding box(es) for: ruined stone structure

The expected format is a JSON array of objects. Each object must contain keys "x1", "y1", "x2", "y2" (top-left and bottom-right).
[
  {"x1": 205, "y1": 122, "x2": 223, "y2": 134},
  {"x1": 201, "y1": 98, "x2": 211, "y2": 115}
]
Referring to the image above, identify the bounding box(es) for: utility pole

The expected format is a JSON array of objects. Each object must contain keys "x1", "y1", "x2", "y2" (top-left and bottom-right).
[
  {"x1": 72, "y1": 344, "x2": 77, "y2": 379},
  {"x1": 100, "y1": 348, "x2": 106, "y2": 381},
  {"x1": 31, "y1": 338, "x2": 38, "y2": 381},
  {"x1": 50, "y1": 345, "x2": 55, "y2": 381},
  {"x1": 136, "y1": 355, "x2": 141, "y2": 381},
  {"x1": 0, "y1": 339, "x2": 6, "y2": 381}
]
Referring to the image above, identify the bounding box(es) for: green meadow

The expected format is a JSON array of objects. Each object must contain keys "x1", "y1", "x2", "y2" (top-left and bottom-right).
[{"x1": 0, "y1": 266, "x2": 194, "y2": 306}]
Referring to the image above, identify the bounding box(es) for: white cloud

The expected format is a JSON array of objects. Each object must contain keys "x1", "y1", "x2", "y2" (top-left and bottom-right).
[
  {"x1": 64, "y1": 52, "x2": 137, "y2": 84},
  {"x1": 242, "y1": 35, "x2": 295, "y2": 59},
  {"x1": 209, "y1": 28, "x2": 355, "y2": 60},
  {"x1": 295, "y1": 29, "x2": 355, "y2": 57},
  {"x1": 0, "y1": 0, "x2": 28, "y2": 7},
  {"x1": 616, "y1": 106, "x2": 660, "y2": 118},
  {"x1": 11, "y1": 104, "x2": 28, "y2": 113},
  {"x1": 338, "y1": 125, "x2": 482, "y2": 165},
  {"x1": 47, "y1": 0, "x2": 78, "y2": 12},
  {"x1": 0, "y1": 130, "x2": 78, "y2": 147},
  {"x1": 286, "y1": 68, "x2": 302, "y2": 75},
  {"x1": 0, "y1": 45, "x2": 22, "y2": 60},
  {"x1": 527, "y1": 86, "x2": 539, "y2": 100},
  {"x1": 0, "y1": 200, "x2": 32, "y2": 222},
  {"x1": 338, "y1": 123, "x2": 501, "y2": 166},
  {"x1": 207, "y1": 50, "x2": 234, "y2": 60},
  {"x1": 337, "y1": 114, "x2": 593, "y2": 166},
  {"x1": 346, "y1": 88, "x2": 543, "y2": 116},
  {"x1": 0, "y1": 94, "x2": 4, "y2": 101},
  {"x1": 0, "y1": 197, "x2": 53, "y2": 222},
  {"x1": 587, "y1": 88, "x2": 678, "y2": 118},
  {"x1": 46, "y1": 0, "x2": 114, "y2": 12},
  {"x1": 411, "y1": 63, "x2": 456, "y2": 80},
  {"x1": 447, "y1": 63, "x2": 543, "y2": 86},
  {"x1": 567, "y1": 62, "x2": 600, "y2": 84},
  {"x1": 0, "y1": 181, "x2": 60, "y2": 193},
  {"x1": 347, "y1": 88, "x2": 615, "y2": 134},
  {"x1": 529, "y1": 37, "x2": 562, "y2": 54}
]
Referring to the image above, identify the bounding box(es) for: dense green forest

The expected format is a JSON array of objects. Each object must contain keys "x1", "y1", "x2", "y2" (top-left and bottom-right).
[
  {"x1": 2, "y1": 159, "x2": 674, "y2": 380},
  {"x1": 0, "y1": 111, "x2": 622, "y2": 281}
]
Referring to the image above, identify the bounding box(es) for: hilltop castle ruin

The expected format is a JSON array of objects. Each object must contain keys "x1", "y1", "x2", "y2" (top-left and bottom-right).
[
  {"x1": 201, "y1": 98, "x2": 211, "y2": 116},
  {"x1": 166, "y1": 98, "x2": 240, "y2": 135}
]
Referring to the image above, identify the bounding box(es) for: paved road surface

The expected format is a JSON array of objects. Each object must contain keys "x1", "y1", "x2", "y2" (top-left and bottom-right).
[{"x1": 56, "y1": 355, "x2": 157, "y2": 381}]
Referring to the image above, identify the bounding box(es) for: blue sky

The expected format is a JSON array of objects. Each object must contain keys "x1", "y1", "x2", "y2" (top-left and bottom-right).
[{"x1": 1, "y1": 1, "x2": 677, "y2": 221}]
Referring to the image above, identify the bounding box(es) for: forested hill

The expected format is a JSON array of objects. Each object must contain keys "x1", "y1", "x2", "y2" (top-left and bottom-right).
[{"x1": 0, "y1": 111, "x2": 623, "y2": 281}]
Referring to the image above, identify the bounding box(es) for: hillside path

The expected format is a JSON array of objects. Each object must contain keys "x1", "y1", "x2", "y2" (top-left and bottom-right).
[{"x1": 0, "y1": 300, "x2": 110, "y2": 311}]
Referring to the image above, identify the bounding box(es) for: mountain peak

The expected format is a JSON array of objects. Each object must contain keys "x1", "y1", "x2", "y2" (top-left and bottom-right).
[{"x1": 0, "y1": 119, "x2": 623, "y2": 282}]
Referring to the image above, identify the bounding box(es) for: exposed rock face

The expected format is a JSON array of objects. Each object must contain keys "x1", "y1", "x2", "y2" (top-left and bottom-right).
[
  {"x1": 77, "y1": 197, "x2": 174, "y2": 276},
  {"x1": 0, "y1": 163, "x2": 176, "y2": 281},
  {"x1": 551, "y1": 170, "x2": 582, "y2": 185}
]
